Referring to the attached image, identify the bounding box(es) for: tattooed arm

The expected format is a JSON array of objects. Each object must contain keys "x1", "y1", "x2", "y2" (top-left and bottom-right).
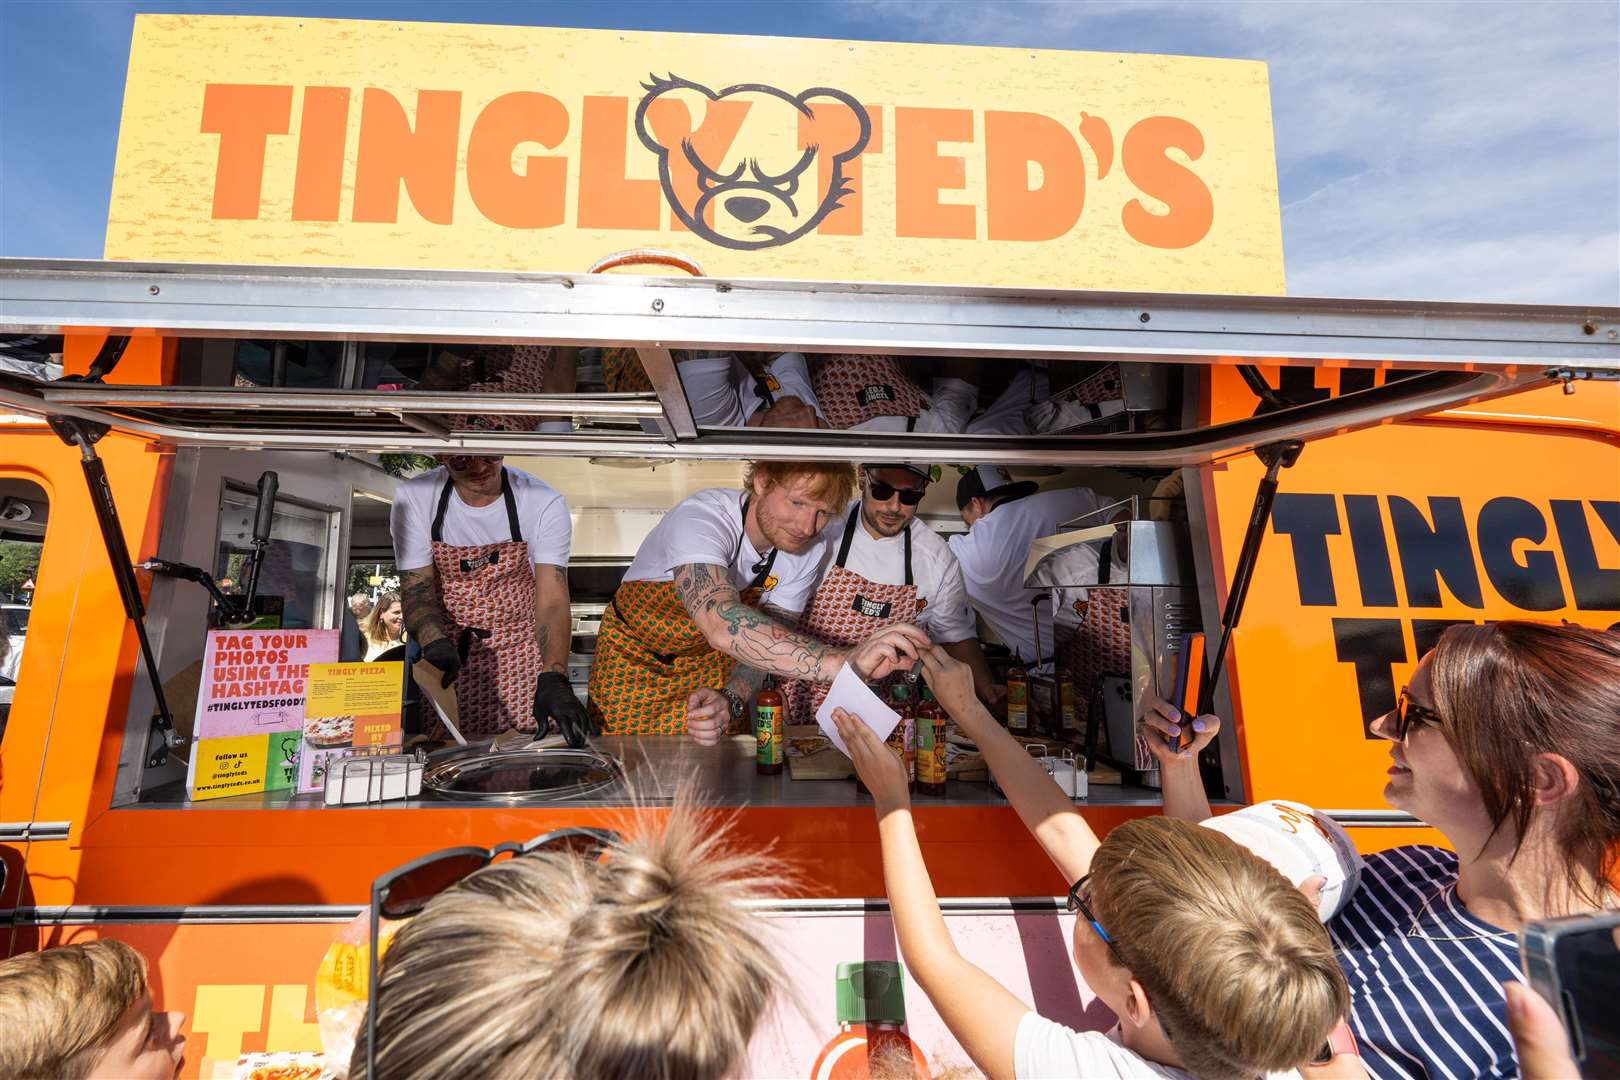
[
  {"x1": 674, "y1": 562, "x2": 842, "y2": 682},
  {"x1": 399, "y1": 565, "x2": 450, "y2": 649},
  {"x1": 533, "y1": 563, "x2": 572, "y2": 675},
  {"x1": 720, "y1": 601, "x2": 800, "y2": 701}
]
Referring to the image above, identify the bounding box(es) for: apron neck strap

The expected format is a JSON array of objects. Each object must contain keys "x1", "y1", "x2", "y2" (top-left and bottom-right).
[
  {"x1": 499, "y1": 469, "x2": 521, "y2": 543},
  {"x1": 753, "y1": 372, "x2": 776, "y2": 409},
  {"x1": 840, "y1": 503, "x2": 914, "y2": 586},
  {"x1": 431, "y1": 467, "x2": 521, "y2": 545},
  {"x1": 737, "y1": 496, "x2": 777, "y2": 591}
]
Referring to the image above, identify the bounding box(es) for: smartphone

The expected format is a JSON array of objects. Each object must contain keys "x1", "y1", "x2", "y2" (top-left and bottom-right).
[{"x1": 1519, "y1": 910, "x2": 1620, "y2": 1075}]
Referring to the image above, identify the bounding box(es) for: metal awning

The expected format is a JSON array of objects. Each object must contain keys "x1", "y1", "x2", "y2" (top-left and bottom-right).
[
  {"x1": 1, "y1": 257, "x2": 1615, "y2": 466},
  {"x1": 3, "y1": 258, "x2": 1615, "y2": 367}
]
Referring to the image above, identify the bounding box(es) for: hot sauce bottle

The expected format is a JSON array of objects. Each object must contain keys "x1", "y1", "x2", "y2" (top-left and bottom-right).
[
  {"x1": 1006, "y1": 665, "x2": 1029, "y2": 733},
  {"x1": 755, "y1": 678, "x2": 784, "y2": 775},
  {"x1": 1056, "y1": 661, "x2": 1079, "y2": 734},
  {"x1": 915, "y1": 683, "x2": 948, "y2": 796},
  {"x1": 810, "y1": 961, "x2": 930, "y2": 1080},
  {"x1": 886, "y1": 682, "x2": 916, "y2": 790}
]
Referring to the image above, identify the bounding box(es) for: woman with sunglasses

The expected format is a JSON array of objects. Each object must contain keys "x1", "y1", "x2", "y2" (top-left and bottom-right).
[
  {"x1": 827, "y1": 645, "x2": 1350, "y2": 1080},
  {"x1": 781, "y1": 464, "x2": 998, "y2": 723},
  {"x1": 1146, "y1": 621, "x2": 1620, "y2": 1080}
]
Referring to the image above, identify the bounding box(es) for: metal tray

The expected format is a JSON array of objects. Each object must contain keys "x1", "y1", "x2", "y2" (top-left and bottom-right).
[{"x1": 421, "y1": 746, "x2": 624, "y2": 803}]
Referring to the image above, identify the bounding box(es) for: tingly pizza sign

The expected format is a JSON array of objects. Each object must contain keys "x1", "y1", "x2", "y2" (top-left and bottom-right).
[
  {"x1": 107, "y1": 15, "x2": 1284, "y2": 293},
  {"x1": 187, "y1": 629, "x2": 338, "y2": 801}
]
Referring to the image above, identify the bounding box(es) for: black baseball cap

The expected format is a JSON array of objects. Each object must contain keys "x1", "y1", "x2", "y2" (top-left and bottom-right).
[
  {"x1": 955, "y1": 465, "x2": 1039, "y2": 511},
  {"x1": 862, "y1": 463, "x2": 939, "y2": 484}
]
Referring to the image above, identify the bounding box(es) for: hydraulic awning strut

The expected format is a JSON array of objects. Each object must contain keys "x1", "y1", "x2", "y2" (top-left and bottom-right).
[
  {"x1": 46, "y1": 336, "x2": 186, "y2": 769},
  {"x1": 1191, "y1": 435, "x2": 1303, "y2": 740}
]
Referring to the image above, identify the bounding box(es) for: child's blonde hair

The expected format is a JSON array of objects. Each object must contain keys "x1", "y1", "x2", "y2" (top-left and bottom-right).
[
  {"x1": 352, "y1": 800, "x2": 789, "y2": 1080},
  {"x1": 1091, "y1": 816, "x2": 1349, "y2": 1080},
  {"x1": 0, "y1": 939, "x2": 150, "y2": 1080}
]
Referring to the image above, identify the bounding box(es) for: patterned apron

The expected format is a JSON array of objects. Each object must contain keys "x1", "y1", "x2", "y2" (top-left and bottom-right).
[
  {"x1": 810, "y1": 354, "x2": 927, "y2": 429},
  {"x1": 587, "y1": 500, "x2": 777, "y2": 735},
  {"x1": 428, "y1": 469, "x2": 542, "y2": 739},
  {"x1": 419, "y1": 344, "x2": 552, "y2": 433},
  {"x1": 783, "y1": 506, "x2": 920, "y2": 725}
]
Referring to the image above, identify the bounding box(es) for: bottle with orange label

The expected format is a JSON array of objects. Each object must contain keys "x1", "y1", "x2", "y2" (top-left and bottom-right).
[
  {"x1": 1056, "y1": 660, "x2": 1079, "y2": 734},
  {"x1": 810, "y1": 960, "x2": 930, "y2": 1080},
  {"x1": 915, "y1": 683, "x2": 948, "y2": 796},
  {"x1": 1006, "y1": 665, "x2": 1029, "y2": 733},
  {"x1": 886, "y1": 682, "x2": 916, "y2": 789},
  {"x1": 755, "y1": 678, "x2": 784, "y2": 775}
]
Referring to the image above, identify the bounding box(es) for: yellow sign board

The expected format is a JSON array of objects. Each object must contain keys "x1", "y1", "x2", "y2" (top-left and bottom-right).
[
  {"x1": 191, "y1": 733, "x2": 270, "y2": 801},
  {"x1": 108, "y1": 15, "x2": 1284, "y2": 293},
  {"x1": 304, "y1": 662, "x2": 404, "y2": 720}
]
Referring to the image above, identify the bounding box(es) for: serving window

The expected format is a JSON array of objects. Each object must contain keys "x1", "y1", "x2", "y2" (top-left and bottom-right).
[
  {"x1": 69, "y1": 335, "x2": 1250, "y2": 812},
  {"x1": 0, "y1": 319, "x2": 1548, "y2": 815}
]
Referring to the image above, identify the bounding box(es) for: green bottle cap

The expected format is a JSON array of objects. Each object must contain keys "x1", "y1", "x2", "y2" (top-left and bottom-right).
[
  {"x1": 834, "y1": 961, "x2": 908, "y2": 1025},
  {"x1": 891, "y1": 683, "x2": 909, "y2": 703}
]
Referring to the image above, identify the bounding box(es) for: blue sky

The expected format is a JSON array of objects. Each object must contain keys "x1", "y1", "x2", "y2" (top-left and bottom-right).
[{"x1": 2, "y1": 0, "x2": 1616, "y2": 304}]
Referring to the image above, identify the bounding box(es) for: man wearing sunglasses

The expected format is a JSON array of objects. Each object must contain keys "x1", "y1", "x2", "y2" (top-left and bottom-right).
[
  {"x1": 588, "y1": 460, "x2": 930, "y2": 740},
  {"x1": 950, "y1": 465, "x2": 1106, "y2": 669},
  {"x1": 782, "y1": 464, "x2": 996, "y2": 722},
  {"x1": 390, "y1": 454, "x2": 593, "y2": 747}
]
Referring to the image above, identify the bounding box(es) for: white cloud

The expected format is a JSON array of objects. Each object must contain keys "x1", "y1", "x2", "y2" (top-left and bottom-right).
[{"x1": 834, "y1": 0, "x2": 1620, "y2": 304}]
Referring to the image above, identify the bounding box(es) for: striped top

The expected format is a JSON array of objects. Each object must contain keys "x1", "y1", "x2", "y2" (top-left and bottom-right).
[{"x1": 1329, "y1": 846, "x2": 1520, "y2": 1079}]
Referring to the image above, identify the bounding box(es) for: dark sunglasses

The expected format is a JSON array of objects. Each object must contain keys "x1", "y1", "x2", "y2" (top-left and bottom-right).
[
  {"x1": 869, "y1": 479, "x2": 926, "y2": 506},
  {"x1": 367, "y1": 827, "x2": 618, "y2": 1078},
  {"x1": 1393, "y1": 687, "x2": 1445, "y2": 741},
  {"x1": 1066, "y1": 873, "x2": 1129, "y2": 967}
]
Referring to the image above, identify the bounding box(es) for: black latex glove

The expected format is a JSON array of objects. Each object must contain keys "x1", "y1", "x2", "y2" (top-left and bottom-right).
[
  {"x1": 420, "y1": 638, "x2": 461, "y2": 688},
  {"x1": 535, "y1": 671, "x2": 594, "y2": 749}
]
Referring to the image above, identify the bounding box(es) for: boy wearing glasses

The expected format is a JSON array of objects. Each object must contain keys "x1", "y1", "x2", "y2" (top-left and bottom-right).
[
  {"x1": 391, "y1": 455, "x2": 591, "y2": 746},
  {"x1": 783, "y1": 464, "x2": 996, "y2": 722}
]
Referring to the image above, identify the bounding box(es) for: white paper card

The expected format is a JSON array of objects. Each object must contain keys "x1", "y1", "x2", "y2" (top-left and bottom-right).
[{"x1": 815, "y1": 663, "x2": 900, "y2": 756}]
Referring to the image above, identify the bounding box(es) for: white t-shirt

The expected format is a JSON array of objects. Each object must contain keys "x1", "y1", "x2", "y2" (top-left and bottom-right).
[
  {"x1": 948, "y1": 486, "x2": 1105, "y2": 664},
  {"x1": 681, "y1": 351, "x2": 825, "y2": 427},
  {"x1": 816, "y1": 502, "x2": 977, "y2": 642},
  {"x1": 1015, "y1": 1012, "x2": 1303, "y2": 1080},
  {"x1": 621, "y1": 488, "x2": 826, "y2": 615},
  {"x1": 391, "y1": 466, "x2": 573, "y2": 571}
]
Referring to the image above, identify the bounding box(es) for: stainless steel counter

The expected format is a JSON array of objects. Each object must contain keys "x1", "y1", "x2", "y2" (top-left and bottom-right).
[{"x1": 127, "y1": 734, "x2": 1180, "y2": 810}]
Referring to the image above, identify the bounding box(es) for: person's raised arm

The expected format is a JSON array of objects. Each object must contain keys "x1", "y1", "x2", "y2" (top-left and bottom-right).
[
  {"x1": 672, "y1": 563, "x2": 928, "y2": 685},
  {"x1": 833, "y1": 708, "x2": 1030, "y2": 1080},
  {"x1": 1140, "y1": 692, "x2": 1218, "y2": 823},
  {"x1": 919, "y1": 646, "x2": 1097, "y2": 884},
  {"x1": 941, "y1": 638, "x2": 999, "y2": 707}
]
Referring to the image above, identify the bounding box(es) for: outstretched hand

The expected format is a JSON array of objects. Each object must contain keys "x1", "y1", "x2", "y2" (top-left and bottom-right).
[
  {"x1": 832, "y1": 707, "x2": 911, "y2": 814},
  {"x1": 1141, "y1": 692, "x2": 1220, "y2": 764},
  {"x1": 917, "y1": 646, "x2": 978, "y2": 719},
  {"x1": 848, "y1": 623, "x2": 931, "y2": 681}
]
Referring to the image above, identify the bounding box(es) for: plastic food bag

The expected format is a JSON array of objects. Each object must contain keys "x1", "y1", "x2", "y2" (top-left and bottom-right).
[{"x1": 313, "y1": 908, "x2": 401, "y2": 1078}]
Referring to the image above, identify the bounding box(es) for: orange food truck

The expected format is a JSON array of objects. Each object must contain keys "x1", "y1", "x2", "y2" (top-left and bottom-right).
[{"x1": 1, "y1": 15, "x2": 1616, "y2": 1078}]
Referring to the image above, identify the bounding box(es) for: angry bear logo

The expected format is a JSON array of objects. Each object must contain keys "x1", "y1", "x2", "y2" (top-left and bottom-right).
[{"x1": 634, "y1": 74, "x2": 872, "y2": 251}]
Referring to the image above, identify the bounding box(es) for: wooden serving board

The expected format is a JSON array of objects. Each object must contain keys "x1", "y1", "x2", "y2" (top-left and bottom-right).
[{"x1": 784, "y1": 724, "x2": 855, "y2": 781}]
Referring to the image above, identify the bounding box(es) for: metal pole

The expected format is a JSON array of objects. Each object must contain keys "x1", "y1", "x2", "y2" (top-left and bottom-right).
[{"x1": 1193, "y1": 439, "x2": 1303, "y2": 731}]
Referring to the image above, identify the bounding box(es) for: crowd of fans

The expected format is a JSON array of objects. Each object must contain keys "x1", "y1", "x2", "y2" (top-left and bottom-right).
[{"x1": 1, "y1": 620, "x2": 1614, "y2": 1079}]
